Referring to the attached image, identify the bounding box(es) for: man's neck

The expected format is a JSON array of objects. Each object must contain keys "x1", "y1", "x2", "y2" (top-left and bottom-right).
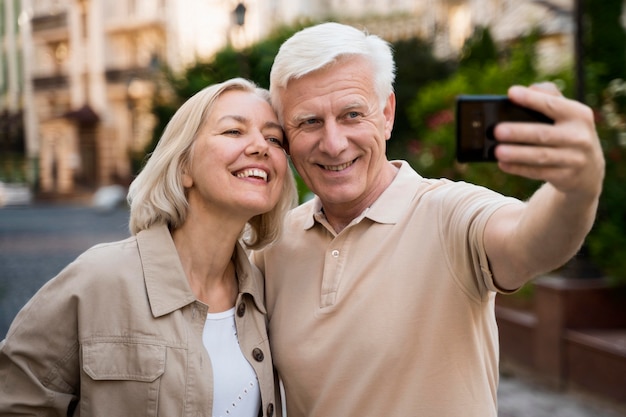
[{"x1": 321, "y1": 161, "x2": 400, "y2": 233}]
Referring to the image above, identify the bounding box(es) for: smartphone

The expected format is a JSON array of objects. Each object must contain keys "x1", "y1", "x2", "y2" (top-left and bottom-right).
[{"x1": 455, "y1": 95, "x2": 553, "y2": 162}]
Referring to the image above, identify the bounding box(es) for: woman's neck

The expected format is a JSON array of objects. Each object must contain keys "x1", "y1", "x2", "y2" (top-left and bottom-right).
[{"x1": 171, "y1": 211, "x2": 245, "y2": 311}]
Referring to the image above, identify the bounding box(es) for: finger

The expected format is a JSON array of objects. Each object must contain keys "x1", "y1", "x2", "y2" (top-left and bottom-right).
[
  {"x1": 507, "y1": 85, "x2": 585, "y2": 122},
  {"x1": 528, "y1": 82, "x2": 563, "y2": 97},
  {"x1": 495, "y1": 142, "x2": 583, "y2": 168},
  {"x1": 495, "y1": 140, "x2": 594, "y2": 193},
  {"x1": 497, "y1": 162, "x2": 577, "y2": 185},
  {"x1": 494, "y1": 122, "x2": 557, "y2": 146}
]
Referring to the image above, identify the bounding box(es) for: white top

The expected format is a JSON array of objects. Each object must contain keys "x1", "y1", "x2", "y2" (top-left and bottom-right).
[{"x1": 203, "y1": 307, "x2": 261, "y2": 417}]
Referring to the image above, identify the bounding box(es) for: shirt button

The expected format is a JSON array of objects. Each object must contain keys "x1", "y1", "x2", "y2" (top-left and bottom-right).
[
  {"x1": 331, "y1": 249, "x2": 339, "y2": 257},
  {"x1": 237, "y1": 302, "x2": 246, "y2": 317},
  {"x1": 252, "y1": 348, "x2": 265, "y2": 362},
  {"x1": 266, "y1": 403, "x2": 274, "y2": 416}
]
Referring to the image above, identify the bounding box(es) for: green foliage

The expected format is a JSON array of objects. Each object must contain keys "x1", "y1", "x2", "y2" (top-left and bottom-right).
[
  {"x1": 293, "y1": 169, "x2": 313, "y2": 204},
  {"x1": 584, "y1": 0, "x2": 626, "y2": 89},
  {"x1": 581, "y1": 1, "x2": 626, "y2": 286},
  {"x1": 137, "y1": 22, "x2": 309, "y2": 164},
  {"x1": 387, "y1": 37, "x2": 454, "y2": 159},
  {"x1": 405, "y1": 27, "x2": 551, "y2": 199},
  {"x1": 0, "y1": 153, "x2": 27, "y2": 183},
  {"x1": 406, "y1": 23, "x2": 626, "y2": 286},
  {"x1": 459, "y1": 26, "x2": 498, "y2": 69},
  {"x1": 586, "y1": 80, "x2": 626, "y2": 285}
]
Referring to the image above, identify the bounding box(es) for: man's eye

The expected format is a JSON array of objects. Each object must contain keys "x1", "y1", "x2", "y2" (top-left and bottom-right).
[
  {"x1": 301, "y1": 119, "x2": 319, "y2": 127},
  {"x1": 346, "y1": 111, "x2": 360, "y2": 119}
]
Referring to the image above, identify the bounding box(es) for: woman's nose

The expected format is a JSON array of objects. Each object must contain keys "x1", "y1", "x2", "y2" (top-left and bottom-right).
[{"x1": 246, "y1": 131, "x2": 270, "y2": 157}]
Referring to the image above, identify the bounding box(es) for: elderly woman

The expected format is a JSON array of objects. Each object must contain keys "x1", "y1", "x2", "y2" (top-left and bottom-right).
[{"x1": 0, "y1": 78, "x2": 296, "y2": 417}]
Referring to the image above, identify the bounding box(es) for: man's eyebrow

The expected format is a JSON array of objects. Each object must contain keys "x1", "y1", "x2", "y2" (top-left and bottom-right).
[
  {"x1": 290, "y1": 113, "x2": 318, "y2": 124},
  {"x1": 341, "y1": 101, "x2": 368, "y2": 112}
]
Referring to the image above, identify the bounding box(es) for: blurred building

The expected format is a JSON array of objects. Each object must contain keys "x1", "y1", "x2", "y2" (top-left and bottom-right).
[{"x1": 1, "y1": 0, "x2": 582, "y2": 197}]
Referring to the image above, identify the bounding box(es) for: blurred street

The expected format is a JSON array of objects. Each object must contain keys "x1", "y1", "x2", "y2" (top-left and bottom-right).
[
  {"x1": 0, "y1": 203, "x2": 624, "y2": 416},
  {"x1": 0, "y1": 203, "x2": 130, "y2": 336}
]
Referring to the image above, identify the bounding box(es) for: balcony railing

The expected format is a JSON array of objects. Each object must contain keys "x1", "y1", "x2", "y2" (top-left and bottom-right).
[
  {"x1": 32, "y1": 75, "x2": 68, "y2": 90},
  {"x1": 31, "y1": 12, "x2": 67, "y2": 32}
]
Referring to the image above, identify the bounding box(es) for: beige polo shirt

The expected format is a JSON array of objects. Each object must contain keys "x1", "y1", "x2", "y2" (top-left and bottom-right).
[{"x1": 255, "y1": 160, "x2": 521, "y2": 417}]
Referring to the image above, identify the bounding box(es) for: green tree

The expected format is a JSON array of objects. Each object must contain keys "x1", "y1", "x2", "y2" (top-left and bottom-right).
[
  {"x1": 405, "y1": 27, "x2": 570, "y2": 200},
  {"x1": 584, "y1": 0, "x2": 626, "y2": 98},
  {"x1": 459, "y1": 26, "x2": 498, "y2": 69},
  {"x1": 387, "y1": 37, "x2": 454, "y2": 160},
  {"x1": 137, "y1": 23, "x2": 307, "y2": 165}
]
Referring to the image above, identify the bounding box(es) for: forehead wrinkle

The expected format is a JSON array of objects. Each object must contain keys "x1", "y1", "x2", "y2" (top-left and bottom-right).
[
  {"x1": 342, "y1": 99, "x2": 369, "y2": 112},
  {"x1": 291, "y1": 98, "x2": 367, "y2": 122}
]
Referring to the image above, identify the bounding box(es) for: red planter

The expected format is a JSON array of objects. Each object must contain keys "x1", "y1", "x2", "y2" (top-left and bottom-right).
[{"x1": 496, "y1": 275, "x2": 626, "y2": 404}]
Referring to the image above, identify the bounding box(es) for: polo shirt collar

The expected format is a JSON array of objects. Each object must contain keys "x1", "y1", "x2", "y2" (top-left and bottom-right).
[
  {"x1": 365, "y1": 160, "x2": 422, "y2": 224},
  {"x1": 303, "y1": 160, "x2": 422, "y2": 229},
  {"x1": 138, "y1": 225, "x2": 266, "y2": 317}
]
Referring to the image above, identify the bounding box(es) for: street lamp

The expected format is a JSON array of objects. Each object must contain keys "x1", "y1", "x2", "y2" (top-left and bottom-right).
[
  {"x1": 230, "y1": 2, "x2": 248, "y2": 76},
  {"x1": 233, "y1": 3, "x2": 246, "y2": 27}
]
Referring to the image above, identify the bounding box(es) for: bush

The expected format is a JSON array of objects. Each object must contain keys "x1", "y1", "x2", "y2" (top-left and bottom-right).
[
  {"x1": 586, "y1": 79, "x2": 626, "y2": 285},
  {"x1": 406, "y1": 27, "x2": 626, "y2": 287},
  {"x1": 405, "y1": 28, "x2": 552, "y2": 200}
]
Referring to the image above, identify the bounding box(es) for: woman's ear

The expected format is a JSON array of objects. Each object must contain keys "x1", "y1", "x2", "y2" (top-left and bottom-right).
[{"x1": 181, "y1": 162, "x2": 194, "y2": 188}]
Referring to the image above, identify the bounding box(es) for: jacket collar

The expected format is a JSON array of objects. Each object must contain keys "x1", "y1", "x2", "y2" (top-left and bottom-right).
[
  {"x1": 233, "y1": 241, "x2": 266, "y2": 314},
  {"x1": 137, "y1": 225, "x2": 266, "y2": 317}
]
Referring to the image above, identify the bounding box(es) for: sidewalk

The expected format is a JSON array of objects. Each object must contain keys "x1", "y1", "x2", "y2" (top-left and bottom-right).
[{"x1": 498, "y1": 373, "x2": 626, "y2": 417}]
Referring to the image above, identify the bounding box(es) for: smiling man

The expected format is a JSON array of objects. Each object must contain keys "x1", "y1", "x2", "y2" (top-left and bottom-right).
[{"x1": 253, "y1": 22, "x2": 605, "y2": 417}]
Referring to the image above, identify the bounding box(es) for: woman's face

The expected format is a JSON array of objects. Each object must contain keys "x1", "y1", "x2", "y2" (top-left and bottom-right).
[{"x1": 182, "y1": 89, "x2": 288, "y2": 220}]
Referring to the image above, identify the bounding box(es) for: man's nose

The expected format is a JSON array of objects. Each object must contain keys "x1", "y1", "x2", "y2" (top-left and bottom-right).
[{"x1": 318, "y1": 121, "x2": 348, "y2": 156}]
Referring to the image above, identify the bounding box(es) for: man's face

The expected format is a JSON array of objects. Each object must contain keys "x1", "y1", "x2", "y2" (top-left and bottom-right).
[{"x1": 280, "y1": 56, "x2": 395, "y2": 212}]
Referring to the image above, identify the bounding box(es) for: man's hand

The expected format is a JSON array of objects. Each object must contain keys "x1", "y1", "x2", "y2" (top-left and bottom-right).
[
  {"x1": 486, "y1": 83, "x2": 605, "y2": 290},
  {"x1": 494, "y1": 83, "x2": 605, "y2": 200}
]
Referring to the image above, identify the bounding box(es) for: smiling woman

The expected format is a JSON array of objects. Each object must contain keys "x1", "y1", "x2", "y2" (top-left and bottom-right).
[{"x1": 0, "y1": 78, "x2": 296, "y2": 417}]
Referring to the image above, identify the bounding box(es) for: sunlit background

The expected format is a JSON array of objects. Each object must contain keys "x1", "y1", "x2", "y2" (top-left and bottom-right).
[{"x1": 1, "y1": 0, "x2": 625, "y2": 413}]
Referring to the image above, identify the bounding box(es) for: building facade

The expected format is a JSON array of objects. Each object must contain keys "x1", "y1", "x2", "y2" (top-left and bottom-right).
[{"x1": 1, "y1": 0, "x2": 583, "y2": 197}]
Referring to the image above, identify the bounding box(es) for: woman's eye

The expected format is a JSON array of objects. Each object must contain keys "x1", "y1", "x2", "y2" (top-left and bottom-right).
[
  {"x1": 223, "y1": 129, "x2": 242, "y2": 136},
  {"x1": 267, "y1": 137, "x2": 284, "y2": 147}
]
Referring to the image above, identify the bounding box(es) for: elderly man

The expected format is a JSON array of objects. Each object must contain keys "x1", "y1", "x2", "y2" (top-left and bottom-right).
[{"x1": 254, "y1": 22, "x2": 604, "y2": 417}]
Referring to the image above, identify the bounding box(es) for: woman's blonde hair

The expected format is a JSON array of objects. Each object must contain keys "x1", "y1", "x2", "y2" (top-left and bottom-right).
[{"x1": 127, "y1": 77, "x2": 297, "y2": 249}]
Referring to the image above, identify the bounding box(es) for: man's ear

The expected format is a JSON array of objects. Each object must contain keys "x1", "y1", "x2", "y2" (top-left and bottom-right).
[{"x1": 383, "y1": 92, "x2": 396, "y2": 140}]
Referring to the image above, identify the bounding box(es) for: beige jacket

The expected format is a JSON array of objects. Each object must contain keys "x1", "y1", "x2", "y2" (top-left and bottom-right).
[{"x1": 0, "y1": 225, "x2": 279, "y2": 417}]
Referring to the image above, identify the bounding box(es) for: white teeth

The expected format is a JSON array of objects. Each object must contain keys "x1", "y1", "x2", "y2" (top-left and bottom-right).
[
  {"x1": 323, "y1": 161, "x2": 353, "y2": 171},
  {"x1": 236, "y1": 168, "x2": 268, "y2": 182}
]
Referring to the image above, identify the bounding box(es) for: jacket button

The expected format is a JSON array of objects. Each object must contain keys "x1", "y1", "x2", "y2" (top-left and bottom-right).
[
  {"x1": 237, "y1": 302, "x2": 246, "y2": 317},
  {"x1": 266, "y1": 403, "x2": 274, "y2": 416},
  {"x1": 252, "y1": 348, "x2": 264, "y2": 362}
]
